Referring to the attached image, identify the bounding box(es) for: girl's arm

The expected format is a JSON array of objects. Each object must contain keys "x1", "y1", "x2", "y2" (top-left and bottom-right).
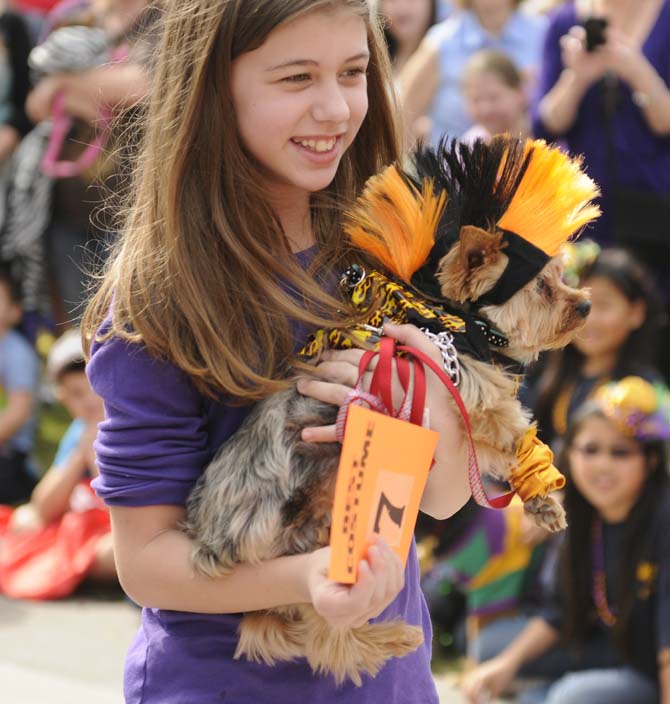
[
  {"x1": 26, "y1": 62, "x2": 149, "y2": 125},
  {"x1": 111, "y1": 503, "x2": 404, "y2": 628},
  {"x1": 30, "y1": 448, "x2": 89, "y2": 525},
  {"x1": 396, "y1": 40, "x2": 440, "y2": 147},
  {"x1": 460, "y1": 617, "x2": 560, "y2": 703}
]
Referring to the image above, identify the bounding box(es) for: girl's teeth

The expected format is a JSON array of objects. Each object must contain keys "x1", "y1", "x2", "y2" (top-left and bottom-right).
[{"x1": 296, "y1": 138, "x2": 336, "y2": 152}]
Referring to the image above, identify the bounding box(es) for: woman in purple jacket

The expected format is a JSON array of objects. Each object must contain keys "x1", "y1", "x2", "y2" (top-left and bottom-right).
[{"x1": 532, "y1": 0, "x2": 670, "y2": 249}]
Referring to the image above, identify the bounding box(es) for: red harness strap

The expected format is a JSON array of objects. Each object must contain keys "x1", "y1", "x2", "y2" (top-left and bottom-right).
[{"x1": 335, "y1": 336, "x2": 514, "y2": 510}]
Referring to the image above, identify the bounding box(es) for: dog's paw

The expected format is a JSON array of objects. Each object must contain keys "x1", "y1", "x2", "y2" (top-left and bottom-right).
[{"x1": 524, "y1": 495, "x2": 567, "y2": 532}]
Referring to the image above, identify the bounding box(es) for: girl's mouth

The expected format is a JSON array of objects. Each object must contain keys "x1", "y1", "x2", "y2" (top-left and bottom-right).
[{"x1": 291, "y1": 136, "x2": 339, "y2": 154}]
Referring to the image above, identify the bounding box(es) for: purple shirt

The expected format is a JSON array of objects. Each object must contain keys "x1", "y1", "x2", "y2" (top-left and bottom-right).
[
  {"x1": 88, "y1": 252, "x2": 438, "y2": 702},
  {"x1": 532, "y1": 1, "x2": 670, "y2": 246}
]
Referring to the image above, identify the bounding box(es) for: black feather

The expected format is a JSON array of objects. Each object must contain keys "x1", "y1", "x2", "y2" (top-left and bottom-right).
[{"x1": 409, "y1": 137, "x2": 533, "y2": 298}]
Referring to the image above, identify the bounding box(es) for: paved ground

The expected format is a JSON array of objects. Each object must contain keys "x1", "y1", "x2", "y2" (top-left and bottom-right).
[{"x1": 0, "y1": 591, "x2": 508, "y2": 703}]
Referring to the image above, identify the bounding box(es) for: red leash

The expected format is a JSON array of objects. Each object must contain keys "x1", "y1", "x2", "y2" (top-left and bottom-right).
[{"x1": 335, "y1": 336, "x2": 514, "y2": 510}]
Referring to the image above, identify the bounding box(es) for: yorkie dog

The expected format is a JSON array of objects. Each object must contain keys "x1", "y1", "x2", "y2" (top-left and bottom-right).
[{"x1": 182, "y1": 137, "x2": 599, "y2": 685}]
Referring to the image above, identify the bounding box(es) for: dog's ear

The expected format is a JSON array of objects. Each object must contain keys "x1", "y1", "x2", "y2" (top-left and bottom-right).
[{"x1": 437, "y1": 225, "x2": 508, "y2": 303}]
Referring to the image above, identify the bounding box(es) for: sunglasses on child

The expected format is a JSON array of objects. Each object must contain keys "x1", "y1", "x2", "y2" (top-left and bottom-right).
[{"x1": 570, "y1": 443, "x2": 643, "y2": 460}]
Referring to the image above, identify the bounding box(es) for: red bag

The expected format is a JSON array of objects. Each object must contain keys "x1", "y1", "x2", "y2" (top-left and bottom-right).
[{"x1": 0, "y1": 483, "x2": 111, "y2": 600}]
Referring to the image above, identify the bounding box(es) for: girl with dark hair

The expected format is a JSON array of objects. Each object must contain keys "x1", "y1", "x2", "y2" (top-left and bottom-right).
[
  {"x1": 461, "y1": 376, "x2": 670, "y2": 704},
  {"x1": 379, "y1": 0, "x2": 438, "y2": 75},
  {"x1": 528, "y1": 245, "x2": 664, "y2": 450}
]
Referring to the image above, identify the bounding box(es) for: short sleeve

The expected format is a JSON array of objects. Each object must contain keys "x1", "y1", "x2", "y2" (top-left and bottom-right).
[
  {"x1": 4, "y1": 334, "x2": 39, "y2": 393},
  {"x1": 87, "y1": 332, "x2": 211, "y2": 507},
  {"x1": 53, "y1": 418, "x2": 86, "y2": 468}
]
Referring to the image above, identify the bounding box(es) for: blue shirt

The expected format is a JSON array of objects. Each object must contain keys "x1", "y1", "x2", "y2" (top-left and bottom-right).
[
  {"x1": 0, "y1": 328, "x2": 38, "y2": 454},
  {"x1": 424, "y1": 9, "x2": 548, "y2": 143},
  {"x1": 53, "y1": 418, "x2": 86, "y2": 468}
]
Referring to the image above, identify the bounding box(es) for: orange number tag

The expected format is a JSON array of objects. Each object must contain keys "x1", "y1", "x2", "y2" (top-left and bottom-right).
[{"x1": 328, "y1": 404, "x2": 439, "y2": 584}]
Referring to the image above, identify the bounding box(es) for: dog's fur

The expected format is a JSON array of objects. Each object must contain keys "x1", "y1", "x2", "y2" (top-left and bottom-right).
[{"x1": 182, "y1": 219, "x2": 590, "y2": 684}]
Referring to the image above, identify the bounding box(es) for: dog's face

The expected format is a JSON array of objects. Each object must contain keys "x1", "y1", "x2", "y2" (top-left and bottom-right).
[{"x1": 437, "y1": 225, "x2": 591, "y2": 363}]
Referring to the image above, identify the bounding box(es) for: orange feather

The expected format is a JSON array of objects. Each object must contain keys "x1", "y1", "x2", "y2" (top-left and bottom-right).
[
  {"x1": 497, "y1": 139, "x2": 601, "y2": 255},
  {"x1": 345, "y1": 165, "x2": 447, "y2": 283}
]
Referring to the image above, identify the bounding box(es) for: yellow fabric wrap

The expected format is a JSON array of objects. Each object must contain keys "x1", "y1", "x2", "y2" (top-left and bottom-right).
[{"x1": 509, "y1": 427, "x2": 566, "y2": 502}]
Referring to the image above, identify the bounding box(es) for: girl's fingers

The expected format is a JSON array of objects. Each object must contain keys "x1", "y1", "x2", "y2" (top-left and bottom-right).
[
  {"x1": 365, "y1": 543, "x2": 389, "y2": 614},
  {"x1": 322, "y1": 348, "x2": 376, "y2": 367},
  {"x1": 311, "y1": 361, "x2": 361, "y2": 388},
  {"x1": 297, "y1": 378, "x2": 351, "y2": 406},
  {"x1": 301, "y1": 424, "x2": 337, "y2": 443}
]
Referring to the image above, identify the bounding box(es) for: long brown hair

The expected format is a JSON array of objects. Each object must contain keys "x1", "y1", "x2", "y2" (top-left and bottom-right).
[{"x1": 83, "y1": 0, "x2": 401, "y2": 400}]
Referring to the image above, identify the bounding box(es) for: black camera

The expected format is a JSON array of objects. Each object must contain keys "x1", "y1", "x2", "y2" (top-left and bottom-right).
[{"x1": 582, "y1": 16, "x2": 608, "y2": 52}]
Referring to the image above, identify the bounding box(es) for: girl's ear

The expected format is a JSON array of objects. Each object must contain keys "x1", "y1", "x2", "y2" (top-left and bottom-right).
[{"x1": 629, "y1": 299, "x2": 647, "y2": 331}]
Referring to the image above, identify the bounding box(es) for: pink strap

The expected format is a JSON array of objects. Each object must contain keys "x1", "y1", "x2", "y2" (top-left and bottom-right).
[
  {"x1": 335, "y1": 337, "x2": 514, "y2": 510},
  {"x1": 41, "y1": 92, "x2": 113, "y2": 178}
]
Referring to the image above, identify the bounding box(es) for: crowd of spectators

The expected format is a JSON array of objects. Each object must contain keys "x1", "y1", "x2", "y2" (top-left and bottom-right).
[{"x1": 0, "y1": 1, "x2": 668, "y2": 702}]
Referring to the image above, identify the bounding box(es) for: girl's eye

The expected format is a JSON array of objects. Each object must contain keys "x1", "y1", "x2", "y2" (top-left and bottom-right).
[
  {"x1": 610, "y1": 447, "x2": 638, "y2": 459},
  {"x1": 282, "y1": 73, "x2": 311, "y2": 83},
  {"x1": 342, "y1": 67, "x2": 367, "y2": 79}
]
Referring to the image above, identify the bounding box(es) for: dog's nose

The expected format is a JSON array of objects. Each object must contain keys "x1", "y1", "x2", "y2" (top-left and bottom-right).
[{"x1": 576, "y1": 300, "x2": 591, "y2": 317}]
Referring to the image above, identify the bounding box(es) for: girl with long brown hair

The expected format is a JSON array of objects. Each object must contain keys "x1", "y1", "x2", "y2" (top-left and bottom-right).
[{"x1": 82, "y1": 0, "x2": 470, "y2": 700}]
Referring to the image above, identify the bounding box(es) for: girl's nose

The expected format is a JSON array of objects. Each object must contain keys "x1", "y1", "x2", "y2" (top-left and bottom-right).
[{"x1": 312, "y1": 83, "x2": 351, "y2": 124}]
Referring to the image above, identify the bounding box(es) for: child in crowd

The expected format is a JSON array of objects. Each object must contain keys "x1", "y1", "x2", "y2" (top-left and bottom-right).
[
  {"x1": 0, "y1": 328, "x2": 114, "y2": 599},
  {"x1": 81, "y1": 1, "x2": 470, "y2": 701},
  {"x1": 461, "y1": 49, "x2": 528, "y2": 144},
  {"x1": 0, "y1": 0, "x2": 32, "y2": 162},
  {"x1": 421, "y1": 498, "x2": 553, "y2": 664},
  {"x1": 0, "y1": 264, "x2": 38, "y2": 504},
  {"x1": 379, "y1": 0, "x2": 438, "y2": 75},
  {"x1": 398, "y1": 0, "x2": 547, "y2": 144},
  {"x1": 461, "y1": 376, "x2": 670, "y2": 704},
  {"x1": 526, "y1": 245, "x2": 664, "y2": 451}
]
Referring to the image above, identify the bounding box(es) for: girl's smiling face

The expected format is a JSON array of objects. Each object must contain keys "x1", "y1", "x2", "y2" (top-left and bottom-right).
[
  {"x1": 572, "y1": 276, "x2": 646, "y2": 361},
  {"x1": 231, "y1": 8, "x2": 369, "y2": 199},
  {"x1": 463, "y1": 71, "x2": 526, "y2": 136},
  {"x1": 568, "y1": 415, "x2": 648, "y2": 522}
]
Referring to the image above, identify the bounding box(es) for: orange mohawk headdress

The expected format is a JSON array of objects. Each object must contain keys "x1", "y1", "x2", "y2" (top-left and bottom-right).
[
  {"x1": 407, "y1": 137, "x2": 601, "y2": 305},
  {"x1": 497, "y1": 139, "x2": 601, "y2": 257},
  {"x1": 344, "y1": 166, "x2": 446, "y2": 284}
]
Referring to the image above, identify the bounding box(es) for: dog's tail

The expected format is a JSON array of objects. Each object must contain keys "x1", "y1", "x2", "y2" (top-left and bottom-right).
[{"x1": 344, "y1": 165, "x2": 446, "y2": 284}]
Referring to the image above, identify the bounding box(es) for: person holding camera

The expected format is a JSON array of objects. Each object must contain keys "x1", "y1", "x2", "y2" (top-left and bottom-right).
[{"x1": 533, "y1": 0, "x2": 670, "y2": 249}]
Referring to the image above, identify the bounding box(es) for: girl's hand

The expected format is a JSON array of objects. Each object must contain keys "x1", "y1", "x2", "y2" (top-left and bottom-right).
[
  {"x1": 560, "y1": 25, "x2": 609, "y2": 88},
  {"x1": 306, "y1": 538, "x2": 404, "y2": 629},
  {"x1": 460, "y1": 655, "x2": 518, "y2": 704},
  {"x1": 26, "y1": 75, "x2": 64, "y2": 124},
  {"x1": 298, "y1": 322, "x2": 458, "y2": 442}
]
